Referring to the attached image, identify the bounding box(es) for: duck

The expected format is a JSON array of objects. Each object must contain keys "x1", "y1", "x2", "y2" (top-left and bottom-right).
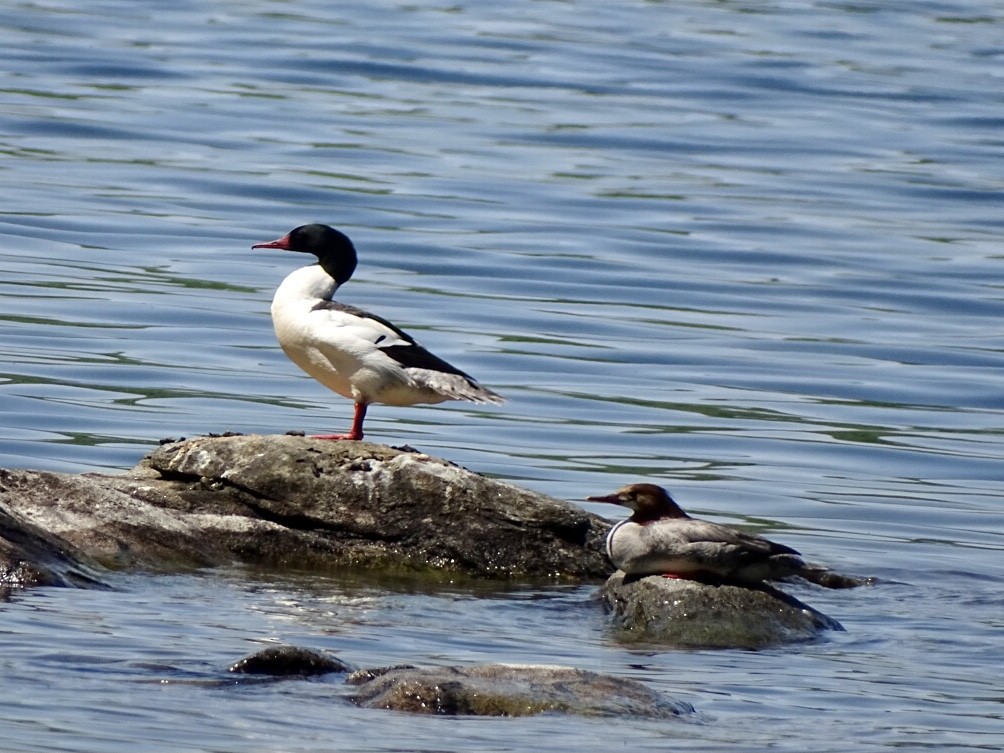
[
  {"x1": 588, "y1": 483, "x2": 854, "y2": 588},
  {"x1": 252, "y1": 224, "x2": 504, "y2": 440}
]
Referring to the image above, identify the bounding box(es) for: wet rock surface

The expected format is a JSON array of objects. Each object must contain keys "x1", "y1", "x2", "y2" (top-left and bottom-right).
[
  {"x1": 228, "y1": 645, "x2": 352, "y2": 677},
  {"x1": 220, "y1": 649, "x2": 694, "y2": 717},
  {"x1": 346, "y1": 663, "x2": 694, "y2": 717},
  {"x1": 601, "y1": 571, "x2": 845, "y2": 649},
  {"x1": 0, "y1": 434, "x2": 611, "y2": 586}
]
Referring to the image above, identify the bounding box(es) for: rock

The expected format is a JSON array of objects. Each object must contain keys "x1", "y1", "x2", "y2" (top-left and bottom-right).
[
  {"x1": 346, "y1": 663, "x2": 693, "y2": 717},
  {"x1": 0, "y1": 466, "x2": 230, "y2": 574},
  {"x1": 601, "y1": 571, "x2": 844, "y2": 649},
  {"x1": 223, "y1": 653, "x2": 696, "y2": 717},
  {"x1": 0, "y1": 474, "x2": 106, "y2": 589},
  {"x1": 0, "y1": 435, "x2": 610, "y2": 586},
  {"x1": 228, "y1": 645, "x2": 351, "y2": 676}
]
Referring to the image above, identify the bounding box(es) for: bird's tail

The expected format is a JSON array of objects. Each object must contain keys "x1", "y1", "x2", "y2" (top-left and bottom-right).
[
  {"x1": 797, "y1": 563, "x2": 874, "y2": 589},
  {"x1": 463, "y1": 381, "x2": 505, "y2": 405},
  {"x1": 405, "y1": 368, "x2": 505, "y2": 405}
]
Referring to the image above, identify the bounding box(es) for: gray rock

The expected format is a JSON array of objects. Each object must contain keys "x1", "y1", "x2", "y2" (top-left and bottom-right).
[
  {"x1": 346, "y1": 663, "x2": 694, "y2": 717},
  {"x1": 0, "y1": 435, "x2": 610, "y2": 586},
  {"x1": 601, "y1": 571, "x2": 844, "y2": 649},
  {"x1": 0, "y1": 472, "x2": 106, "y2": 588}
]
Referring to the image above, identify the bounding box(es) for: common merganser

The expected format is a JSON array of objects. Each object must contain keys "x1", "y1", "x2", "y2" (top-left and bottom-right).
[
  {"x1": 252, "y1": 224, "x2": 504, "y2": 440},
  {"x1": 588, "y1": 483, "x2": 849, "y2": 588}
]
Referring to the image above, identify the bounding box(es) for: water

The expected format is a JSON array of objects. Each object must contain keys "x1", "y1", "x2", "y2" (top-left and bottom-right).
[{"x1": 1, "y1": 0, "x2": 1002, "y2": 750}]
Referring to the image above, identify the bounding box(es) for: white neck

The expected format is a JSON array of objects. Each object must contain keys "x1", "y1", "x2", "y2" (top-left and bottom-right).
[{"x1": 272, "y1": 264, "x2": 340, "y2": 308}]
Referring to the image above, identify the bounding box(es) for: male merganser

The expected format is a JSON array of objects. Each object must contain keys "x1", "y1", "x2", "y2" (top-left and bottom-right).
[
  {"x1": 588, "y1": 483, "x2": 849, "y2": 588},
  {"x1": 252, "y1": 224, "x2": 504, "y2": 440}
]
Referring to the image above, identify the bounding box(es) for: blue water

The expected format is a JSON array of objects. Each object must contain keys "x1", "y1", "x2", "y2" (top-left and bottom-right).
[{"x1": 1, "y1": 0, "x2": 1002, "y2": 750}]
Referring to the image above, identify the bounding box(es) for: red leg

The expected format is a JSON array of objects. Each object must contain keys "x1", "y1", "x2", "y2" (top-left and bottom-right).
[{"x1": 314, "y1": 403, "x2": 367, "y2": 441}]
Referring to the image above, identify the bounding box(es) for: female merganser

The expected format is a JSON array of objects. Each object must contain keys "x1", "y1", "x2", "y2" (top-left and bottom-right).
[
  {"x1": 252, "y1": 224, "x2": 504, "y2": 440},
  {"x1": 588, "y1": 483, "x2": 849, "y2": 588}
]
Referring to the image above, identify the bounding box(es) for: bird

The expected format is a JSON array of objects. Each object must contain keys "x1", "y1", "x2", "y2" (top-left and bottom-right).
[
  {"x1": 588, "y1": 483, "x2": 858, "y2": 588},
  {"x1": 252, "y1": 223, "x2": 504, "y2": 440}
]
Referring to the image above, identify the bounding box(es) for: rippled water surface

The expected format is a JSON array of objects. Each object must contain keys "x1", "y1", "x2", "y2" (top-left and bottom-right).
[{"x1": 1, "y1": 1, "x2": 1002, "y2": 751}]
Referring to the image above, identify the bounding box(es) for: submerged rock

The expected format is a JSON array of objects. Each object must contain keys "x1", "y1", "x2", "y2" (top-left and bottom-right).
[
  {"x1": 346, "y1": 663, "x2": 694, "y2": 717},
  {"x1": 601, "y1": 571, "x2": 845, "y2": 649},
  {"x1": 0, "y1": 434, "x2": 610, "y2": 586},
  {"x1": 220, "y1": 650, "x2": 694, "y2": 717},
  {"x1": 228, "y1": 645, "x2": 351, "y2": 676}
]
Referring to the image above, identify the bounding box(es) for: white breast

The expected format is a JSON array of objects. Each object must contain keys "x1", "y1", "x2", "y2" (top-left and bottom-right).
[{"x1": 268, "y1": 265, "x2": 448, "y2": 406}]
